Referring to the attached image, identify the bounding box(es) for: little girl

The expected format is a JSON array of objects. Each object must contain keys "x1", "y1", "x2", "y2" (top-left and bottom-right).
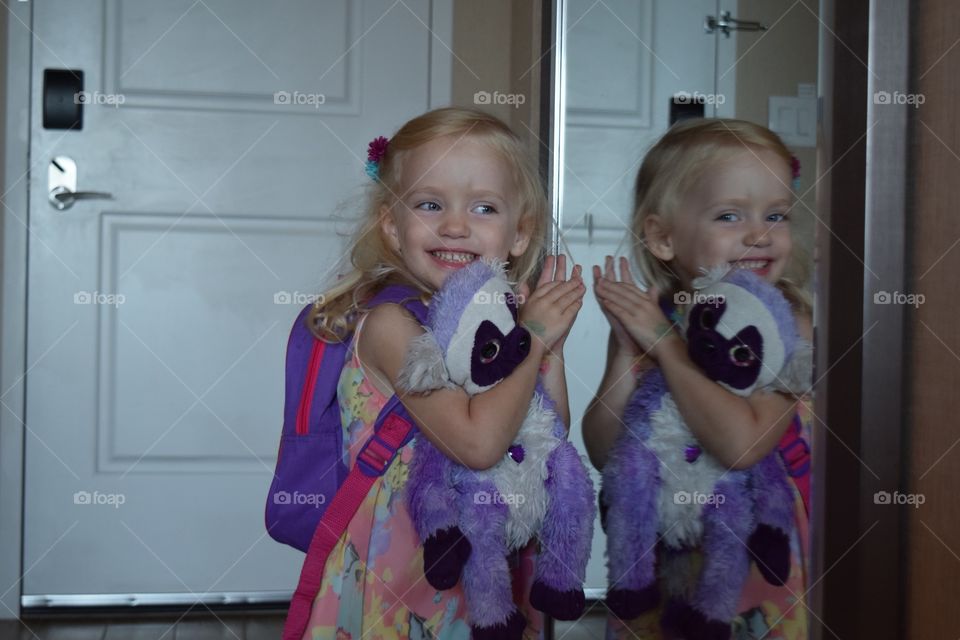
[
  {"x1": 301, "y1": 107, "x2": 585, "y2": 639},
  {"x1": 584, "y1": 118, "x2": 814, "y2": 639}
]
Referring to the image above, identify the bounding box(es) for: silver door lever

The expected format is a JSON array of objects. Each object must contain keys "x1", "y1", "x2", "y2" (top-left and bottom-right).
[{"x1": 48, "y1": 156, "x2": 113, "y2": 210}]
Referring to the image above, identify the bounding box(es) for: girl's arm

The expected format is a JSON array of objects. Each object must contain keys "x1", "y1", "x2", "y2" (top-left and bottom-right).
[
  {"x1": 528, "y1": 256, "x2": 582, "y2": 431},
  {"x1": 362, "y1": 276, "x2": 584, "y2": 471},
  {"x1": 652, "y1": 309, "x2": 814, "y2": 469},
  {"x1": 538, "y1": 351, "x2": 571, "y2": 431},
  {"x1": 581, "y1": 329, "x2": 647, "y2": 470},
  {"x1": 582, "y1": 258, "x2": 654, "y2": 470},
  {"x1": 654, "y1": 334, "x2": 797, "y2": 469}
]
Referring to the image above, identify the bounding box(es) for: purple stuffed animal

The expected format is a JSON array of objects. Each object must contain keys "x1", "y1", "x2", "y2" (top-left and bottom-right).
[
  {"x1": 601, "y1": 266, "x2": 812, "y2": 640},
  {"x1": 397, "y1": 257, "x2": 596, "y2": 640}
]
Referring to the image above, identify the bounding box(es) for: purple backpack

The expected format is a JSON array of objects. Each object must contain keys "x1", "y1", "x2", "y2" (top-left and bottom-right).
[{"x1": 265, "y1": 284, "x2": 427, "y2": 640}]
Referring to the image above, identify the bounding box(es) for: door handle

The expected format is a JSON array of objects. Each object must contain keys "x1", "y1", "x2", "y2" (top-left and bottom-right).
[
  {"x1": 48, "y1": 156, "x2": 113, "y2": 210},
  {"x1": 705, "y1": 11, "x2": 767, "y2": 38},
  {"x1": 49, "y1": 186, "x2": 113, "y2": 210}
]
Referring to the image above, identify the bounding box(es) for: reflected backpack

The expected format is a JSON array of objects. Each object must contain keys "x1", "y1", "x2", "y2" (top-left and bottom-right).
[{"x1": 264, "y1": 285, "x2": 427, "y2": 640}]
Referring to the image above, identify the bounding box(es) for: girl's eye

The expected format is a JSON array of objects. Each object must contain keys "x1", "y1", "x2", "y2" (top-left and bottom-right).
[
  {"x1": 472, "y1": 204, "x2": 497, "y2": 215},
  {"x1": 768, "y1": 211, "x2": 789, "y2": 223},
  {"x1": 416, "y1": 201, "x2": 441, "y2": 212},
  {"x1": 480, "y1": 339, "x2": 501, "y2": 363},
  {"x1": 729, "y1": 344, "x2": 757, "y2": 367},
  {"x1": 716, "y1": 211, "x2": 738, "y2": 222}
]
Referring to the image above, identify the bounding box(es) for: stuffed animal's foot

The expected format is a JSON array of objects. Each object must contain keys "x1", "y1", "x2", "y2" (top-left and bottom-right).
[
  {"x1": 671, "y1": 600, "x2": 731, "y2": 640},
  {"x1": 605, "y1": 584, "x2": 659, "y2": 620},
  {"x1": 423, "y1": 526, "x2": 471, "y2": 590},
  {"x1": 530, "y1": 581, "x2": 585, "y2": 620},
  {"x1": 471, "y1": 609, "x2": 526, "y2": 640},
  {"x1": 748, "y1": 524, "x2": 791, "y2": 585}
]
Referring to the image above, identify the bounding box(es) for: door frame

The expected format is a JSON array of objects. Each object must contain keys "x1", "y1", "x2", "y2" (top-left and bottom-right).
[{"x1": 0, "y1": 1, "x2": 453, "y2": 618}]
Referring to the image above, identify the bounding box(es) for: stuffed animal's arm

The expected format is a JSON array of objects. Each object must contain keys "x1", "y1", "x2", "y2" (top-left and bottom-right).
[
  {"x1": 764, "y1": 339, "x2": 813, "y2": 397},
  {"x1": 395, "y1": 331, "x2": 455, "y2": 395}
]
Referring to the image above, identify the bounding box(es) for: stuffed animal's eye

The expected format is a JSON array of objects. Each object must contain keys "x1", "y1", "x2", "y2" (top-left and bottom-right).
[
  {"x1": 480, "y1": 339, "x2": 501, "y2": 363},
  {"x1": 729, "y1": 344, "x2": 756, "y2": 366},
  {"x1": 699, "y1": 307, "x2": 716, "y2": 329},
  {"x1": 517, "y1": 332, "x2": 530, "y2": 353}
]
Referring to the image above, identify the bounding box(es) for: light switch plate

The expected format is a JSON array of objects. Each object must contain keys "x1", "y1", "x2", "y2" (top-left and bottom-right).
[{"x1": 768, "y1": 95, "x2": 817, "y2": 148}]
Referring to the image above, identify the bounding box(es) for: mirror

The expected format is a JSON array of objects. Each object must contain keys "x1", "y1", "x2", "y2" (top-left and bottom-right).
[{"x1": 552, "y1": 0, "x2": 820, "y2": 635}]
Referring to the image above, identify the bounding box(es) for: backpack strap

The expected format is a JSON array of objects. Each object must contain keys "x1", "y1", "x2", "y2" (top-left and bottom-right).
[
  {"x1": 778, "y1": 412, "x2": 811, "y2": 515},
  {"x1": 282, "y1": 286, "x2": 426, "y2": 640}
]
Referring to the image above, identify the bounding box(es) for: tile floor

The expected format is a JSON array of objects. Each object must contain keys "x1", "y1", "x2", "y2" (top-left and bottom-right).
[{"x1": 0, "y1": 607, "x2": 611, "y2": 639}]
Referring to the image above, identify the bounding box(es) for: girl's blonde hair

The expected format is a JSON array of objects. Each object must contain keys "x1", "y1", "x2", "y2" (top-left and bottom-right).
[
  {"x1": 632, "y1": 118, "x2": 812, "y2": 315},
  {"x1": 308, "y1": 107, "x2": 548, "y2": 342}
]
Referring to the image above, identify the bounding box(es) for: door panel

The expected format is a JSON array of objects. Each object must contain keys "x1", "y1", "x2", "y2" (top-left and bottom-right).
[{"x1": 24, "y1": 0, "x2": 449, "y2": 600}]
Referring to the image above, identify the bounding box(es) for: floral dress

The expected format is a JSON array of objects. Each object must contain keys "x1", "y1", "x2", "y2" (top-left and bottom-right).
[
  {"x1": 605, "y1": 398, "x2": 813, "y2": 640},
  {"x1": 303, "y1": 312, "x2": 545, "y2": 639}
]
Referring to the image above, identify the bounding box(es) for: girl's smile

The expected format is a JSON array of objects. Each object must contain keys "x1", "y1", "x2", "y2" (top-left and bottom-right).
[
  {"x1": 381, "y1": 135, "x2": 530, "y2": 290},
  {"x1": 646, "y1": 148, "x2": 794, "y2": 290}
]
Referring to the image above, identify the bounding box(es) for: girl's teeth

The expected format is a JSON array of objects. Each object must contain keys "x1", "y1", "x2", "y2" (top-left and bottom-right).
[
  {"x1": 431, "y1": 251, "x2": 476, "y2": 264},
  {"x1": 733, "y1": 260, "x2": 769, "y2": 270}
]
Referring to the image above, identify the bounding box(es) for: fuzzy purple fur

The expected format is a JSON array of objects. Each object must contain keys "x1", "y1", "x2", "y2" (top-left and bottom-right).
[
  {"x1": 457, "y1": 475, "x2": 521, "y2": 630},
  {"x1": 530, "y1": 441, "x2": 594, "y2": 619},
  {"x1": 404, "y1": 258, "x2": 595, "y2": 632},
  {"x1": 721, "y1": 269, "x2": 800, "y2": 361},
  {"x1": 406, "y1": 437, "x2": 457, "y2": 540},
  {"x1": 426, "y1": 258, "x2": 504, "y2": 355},
  {"x1": 602, "y1": 270, "x2": 800, "y2": 633}
]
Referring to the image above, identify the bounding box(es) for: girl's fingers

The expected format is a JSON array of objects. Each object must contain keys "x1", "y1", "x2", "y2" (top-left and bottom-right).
[
  {"x1": 536, "y1": 255, "x2": 555, "y2": 288},
  {"x1": 557, "y1": 282, "x2": 586, "y2": 308},
  {"x1": 555, "y1": 254, "x2": 567, "y2": 282},
  {"x1": 619, "y1": 257, "x2": 638, "y2": 287}
]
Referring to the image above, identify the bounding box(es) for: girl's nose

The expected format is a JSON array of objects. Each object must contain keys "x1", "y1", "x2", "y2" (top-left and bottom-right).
[
  {"x1": 744, "y1": 222, "x2": 772, "y2": 247},
  {"x1": 438, "y1": 209, "x2": 469, "y2": 237}
]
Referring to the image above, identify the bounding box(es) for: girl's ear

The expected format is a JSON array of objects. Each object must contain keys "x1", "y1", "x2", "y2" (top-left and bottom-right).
[
  {"x1": 508, "y1": 214, "x2": 533, "y2": 258},
  {"x1": 643, "y1": 215, "x2": 675, "y2": 261},
  {"x1": 379, "y1": 204, "x2": 401, "y2": 253}
]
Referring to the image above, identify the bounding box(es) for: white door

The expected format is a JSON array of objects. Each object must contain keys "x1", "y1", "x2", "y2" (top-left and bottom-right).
[
  {"x1": 24, "y1": 0, "x2": 450, "y2": 603},
  {"x1": 560, "y1": 0, "x2": 730, "y2": 596}
]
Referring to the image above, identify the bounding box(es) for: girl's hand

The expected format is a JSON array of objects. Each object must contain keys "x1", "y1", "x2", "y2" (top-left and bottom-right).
[
  {"x1": 592, "y1": 256, "x2": 642, "y2": 359},
  {"x1": 593, "y1": 256, "x2": 677, "y2": 359},
  {"x1": 518, "y1": 254, "x2": 584, "y2": 352}
]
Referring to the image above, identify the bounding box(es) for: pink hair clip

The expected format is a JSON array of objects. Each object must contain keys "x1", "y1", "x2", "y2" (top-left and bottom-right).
[{"x1": 365, "y1": 136, "x2": 389, "y2": 180}]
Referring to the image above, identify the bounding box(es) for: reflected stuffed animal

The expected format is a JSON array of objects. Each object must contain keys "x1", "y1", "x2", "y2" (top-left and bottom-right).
[
  {"x1": 398, "y1": 257, "x2": 595, "y2": 640},
  {"x1": 601, "y1": 266, "x2": 812, "y2": 640}
]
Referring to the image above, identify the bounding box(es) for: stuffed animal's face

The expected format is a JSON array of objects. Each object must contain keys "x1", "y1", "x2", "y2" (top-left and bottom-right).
[
  {"x1": 396, "y1": 258, "x2": 532, "y2": 398},
  {"x1": 683, "y1": 270, "x2": 796, "y2": 396},
  {"x1": 446, "y1": 275, "x2": 531, "y2": 395}
]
